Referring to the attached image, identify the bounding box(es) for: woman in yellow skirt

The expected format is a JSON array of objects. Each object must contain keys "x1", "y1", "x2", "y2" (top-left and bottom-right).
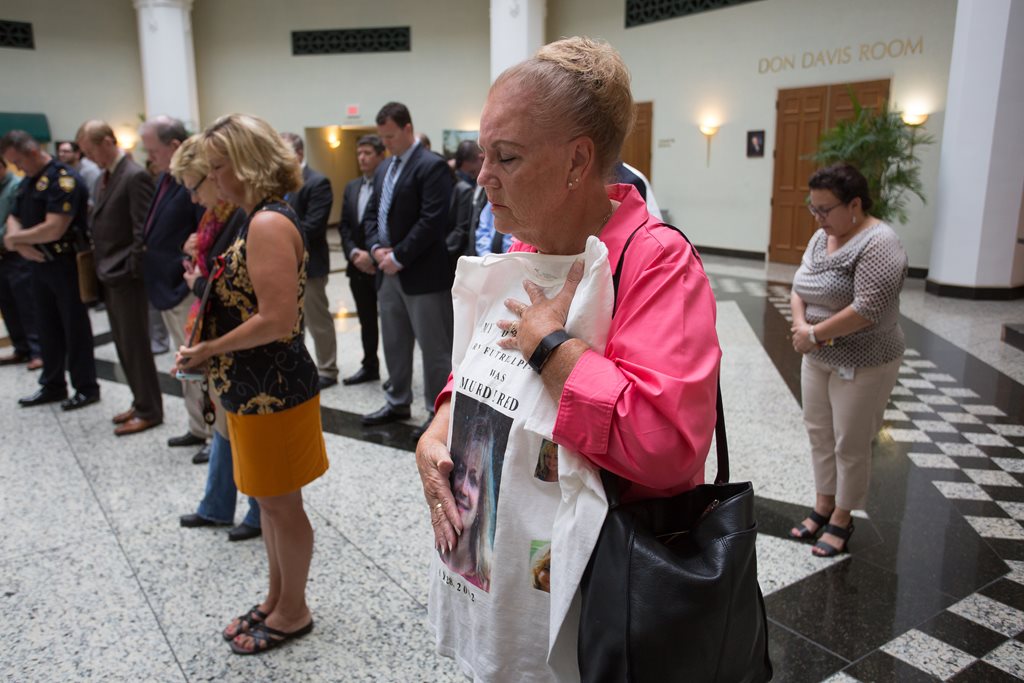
[{"x1": 175, "y1": 113, "x2": 328, "y2": 655}]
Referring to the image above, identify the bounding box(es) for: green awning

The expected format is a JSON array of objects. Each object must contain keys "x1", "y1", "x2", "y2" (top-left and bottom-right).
[{"x1": 0, "y1": 113, "x2": 52, "y2": 143}]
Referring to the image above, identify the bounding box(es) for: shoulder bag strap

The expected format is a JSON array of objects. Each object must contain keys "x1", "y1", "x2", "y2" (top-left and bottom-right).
[{"x1": 611, "y1": 223, "x2": 729, "y2": 486}]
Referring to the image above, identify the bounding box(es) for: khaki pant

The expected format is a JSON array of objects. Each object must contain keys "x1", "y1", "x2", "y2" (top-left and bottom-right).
[
  {"x1": 303, "y1": 276, "x2": 338, "y2": 380},
  {"x1": 161, "y1": 296, "x2": 212, "y2": 440},
  {"x1": 801, "y1": 355, "x2": 902, "y2": 511}
]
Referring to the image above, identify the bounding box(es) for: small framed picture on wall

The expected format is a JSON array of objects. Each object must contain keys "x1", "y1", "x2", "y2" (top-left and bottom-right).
[{"x1": 747, "y1": 130, "x2": 765, "y2": 158}]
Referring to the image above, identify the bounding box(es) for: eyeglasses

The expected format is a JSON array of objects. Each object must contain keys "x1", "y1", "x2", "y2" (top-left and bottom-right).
[
  {"x1": 806, "y1": 200, "x2": 845, "y2": 220},
  {"x1": 187, "y1": 175, "x2": 207, "y2": 196}
]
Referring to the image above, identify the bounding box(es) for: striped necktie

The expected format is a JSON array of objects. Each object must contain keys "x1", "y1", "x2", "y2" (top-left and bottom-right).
[{"x1": 376, "y1": 157, "x2": 401, "y2": 248}]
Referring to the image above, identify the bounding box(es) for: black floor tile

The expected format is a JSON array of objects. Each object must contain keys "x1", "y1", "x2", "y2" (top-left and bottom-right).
[
  {"x1": 988, "y1": 539, "x2": 1024, "y2": 561},
  {"x1": 949, "y1": 660, "x2": 1023, "y2": 683},
  {"x1": 764, "y1": 620, "x2": 848, "y2": 683},
  {"x1": 844, "y1": 650, "x2": 942, "y2": 683},
  {"x1": 980, "y1": 578, "x2": 1024, "y2": 612},
  {"x1": 765, "y1": 558, "x2": 956, "y2": 661},
  {"x1": 984, "y1": 486, "x2": 1024, "y2": 503},
  {"x1": 916, "y1": 610, "x2": 1009, "y2": 658},
  {"x1": 953, "y1": 457, "x2": 1003, "y2": 470},
  {"x1": 949, "y1": 499, "x2": 1013, "y2": 518}
]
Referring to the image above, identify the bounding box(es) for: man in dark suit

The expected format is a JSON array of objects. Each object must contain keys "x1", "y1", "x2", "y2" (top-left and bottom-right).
[
  {"x1": 139, "y1": 116, "x2": 209, "y2": 453},
  {"x1": 77, "y1": 120, "x2": 163, "y2": 436},
  {"x1": 339, "y1": 134, "x2": 385, "y2": 386},
  {"x1": 362, "y1": 102, "x2": 454, "y2": 427},
  {"x1": 281, "y1": 132, "x2": 337, "y2": 389}
]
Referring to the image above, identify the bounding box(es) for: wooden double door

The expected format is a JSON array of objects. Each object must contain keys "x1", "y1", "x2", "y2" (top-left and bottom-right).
[{"x1": 768, "y1": 79, "x2": 890, "y2": 264}]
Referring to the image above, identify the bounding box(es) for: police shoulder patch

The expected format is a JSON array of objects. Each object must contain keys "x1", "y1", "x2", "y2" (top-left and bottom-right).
[
  {"x1": 58, "y1": 176, "x2": 76, "y2": 193},
  {"x1": 35, "y1": 176, "x2": 50, "y2": 192}
]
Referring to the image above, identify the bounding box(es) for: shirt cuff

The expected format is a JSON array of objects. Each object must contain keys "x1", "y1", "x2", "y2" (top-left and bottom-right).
[
  {"x1": 349, "y1": 248, "x2": 361, "y2": 260},
  {"x1": 389, "y1": 253, "x2": 404, "y2": 270},
  {"x1": 553, "y1": 349, "x2": 628, "y2": 455}
]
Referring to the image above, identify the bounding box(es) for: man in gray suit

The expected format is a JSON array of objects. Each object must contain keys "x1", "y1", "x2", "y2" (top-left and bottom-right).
[{"x1": 77, "y1": 120, "x2": 163, "y2": 436}]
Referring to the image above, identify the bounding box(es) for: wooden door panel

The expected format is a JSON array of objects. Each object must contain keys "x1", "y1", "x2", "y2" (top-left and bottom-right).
[
  {"x1": 769, "y1": 79, "x2": 890, "y2": 264},
  {"x1": 770, "y1": 86, "x2": 827, "y2": 263},
  {"x1": 830, "y1": 79, "x2": 890, "y2": 124},
  {"x1": 621, "y1": 101, "x2": 653, "y2": 180}
]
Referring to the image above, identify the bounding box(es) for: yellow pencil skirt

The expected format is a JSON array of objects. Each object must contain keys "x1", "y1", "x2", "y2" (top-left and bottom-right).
[{"x1": 226, "y1": 395, "x2": 329, "y2": 497}]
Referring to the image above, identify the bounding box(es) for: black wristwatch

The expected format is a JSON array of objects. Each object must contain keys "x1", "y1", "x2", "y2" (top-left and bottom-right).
[{"x1": 528, "y1": 330, "x2": 573, "y2": 373}]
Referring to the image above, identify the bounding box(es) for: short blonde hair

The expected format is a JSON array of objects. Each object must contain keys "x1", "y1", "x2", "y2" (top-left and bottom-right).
[
  {"x1": 168, "y1": 135, "x2": 208, "y2": 184},
  {"x1": 201, "y1": 114, "x2": 301, "y2": 202},
  {"x1": 494, "y1": 37, "x2": 634, "y2": 178}
]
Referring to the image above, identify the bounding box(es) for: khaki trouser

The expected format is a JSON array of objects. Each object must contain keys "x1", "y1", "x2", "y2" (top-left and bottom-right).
[
  {"x1": 801, "y1": 355, "x2": 902, "y2": 511},
  {"x1": 161, "y1": 296, "x2": 212, "y2": 440},
  {"x1": 303, "y1": 276, "x2": 338, "y2": 380}
]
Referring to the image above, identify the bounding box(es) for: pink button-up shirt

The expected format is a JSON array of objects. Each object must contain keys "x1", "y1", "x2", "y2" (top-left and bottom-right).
[{"x1": 437, "y1": 184, "x2": 721, "y2": 501}]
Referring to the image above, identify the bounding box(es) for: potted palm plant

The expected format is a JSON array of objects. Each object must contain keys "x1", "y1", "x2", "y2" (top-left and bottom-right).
[{"x1": 811, "y1": 92, "x2": 934, "y2": 225}]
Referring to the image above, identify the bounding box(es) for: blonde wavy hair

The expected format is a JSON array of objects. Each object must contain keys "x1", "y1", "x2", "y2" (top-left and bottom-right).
[
  {"x1": 493, "y1": 36, "x2": 634, "y2": 179},
  {"x1": 168, "y1": 135, "x2": 208, "y2": 184},
  {"x1": 201, "y1": 114, "x2": 301, "y2": 202}
]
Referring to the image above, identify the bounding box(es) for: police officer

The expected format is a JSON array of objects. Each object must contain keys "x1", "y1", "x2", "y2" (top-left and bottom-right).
[{"x1": 1, "y1": 130, "x2": 100, "y2": 409}]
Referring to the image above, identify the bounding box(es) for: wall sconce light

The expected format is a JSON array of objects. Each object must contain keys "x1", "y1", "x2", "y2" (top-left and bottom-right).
[
  {"x1": 699, "y1": 122, "x2": 719, "y2": 167},
  {"x1": 116, "y1": 129, "x2": 138, "y2": 151},
  {"x1": 326, "y1": 130, "x2": 341, "y2": 149},
  {"x1": 900, "y1": 111, "x2": 928, "y2": 127}
]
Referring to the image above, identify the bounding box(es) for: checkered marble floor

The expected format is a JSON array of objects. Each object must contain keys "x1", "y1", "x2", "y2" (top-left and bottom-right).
[{"x1": 708, "y1": 272, "x2": 1024, "y2": 682}]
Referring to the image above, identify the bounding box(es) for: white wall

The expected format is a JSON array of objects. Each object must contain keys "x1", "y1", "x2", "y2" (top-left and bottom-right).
[
  {"x1": 0, "y1": 0, "x2": 146, "y2": 146},
  {"x1": 547, "y1": 0, "x2": 958, "y2": 269},
  {"x1": 192, "y1": 0, "x2": 491, "y2": 150}
]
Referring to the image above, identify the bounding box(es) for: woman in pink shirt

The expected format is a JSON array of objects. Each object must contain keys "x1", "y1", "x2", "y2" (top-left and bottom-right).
[{"x1": 415, "y1": 37, "x2": 721, "y2": 677}]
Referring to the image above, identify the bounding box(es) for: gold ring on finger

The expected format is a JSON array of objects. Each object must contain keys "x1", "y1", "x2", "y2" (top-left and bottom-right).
[{"x1": 433, "y1": 502, "x2": 443, "y2": 511}]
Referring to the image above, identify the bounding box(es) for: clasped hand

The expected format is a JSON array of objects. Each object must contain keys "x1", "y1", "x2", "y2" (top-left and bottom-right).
[{"x1": 791, "y1": 322, "x2": 817, "y2": 354}]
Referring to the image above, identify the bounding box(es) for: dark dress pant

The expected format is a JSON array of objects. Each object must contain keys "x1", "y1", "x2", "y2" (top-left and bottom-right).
[
  {"x1": 105, "y1": 278, "x2": 163, "y2": 421},
  {"x1": 32, "y1": 254, "x2": 99, "y2": 395},
  {"x1": 0, "y1": 253, "x2": 40, "y2": 358},
  {"x1": 349, "y1": 271, "x2": 379, "y2": 372}
]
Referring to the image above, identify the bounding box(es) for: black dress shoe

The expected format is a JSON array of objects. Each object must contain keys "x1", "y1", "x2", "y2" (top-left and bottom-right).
[
  {"x1": 61, "y1": 391, "x2": 101, "y2": 411},
  {"x1": 361, "y1": 404, "x2": 411, "y2": 426},
  {"x1": 382, "y1": 379, "x2": 392, "y2": 392},
  {"x1": 168, "y1": 432, "x2": 206, "y2": 448},
  {"x1": 192, "y1": 444, "x2": 211, "y2": 464},
  {"x1": 342, "y1": 367, "x2": 380, "y2": 386},
  {"x1": 179, "y1": 513, "x2": 230, "y2": 528},
  {"x1": 318, "y1": 375, "x2": 338, "y2": 390},
  {"x1": 18, "y1": 387, "x2": 68, "y2": 407},
  {"x1": 0, "y1": 352, "x2": 29, "y2": 366},
  {"x1": 228, "y1": 523, "x2": 262, "y2": 542}
]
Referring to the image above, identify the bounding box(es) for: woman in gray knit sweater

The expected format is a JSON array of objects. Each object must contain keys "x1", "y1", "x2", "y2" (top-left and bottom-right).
[{"x1": 789, "y1": 163, "x2": 908, "y2": 557}]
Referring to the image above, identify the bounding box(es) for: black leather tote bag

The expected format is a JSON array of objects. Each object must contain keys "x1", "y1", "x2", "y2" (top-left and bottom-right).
[{"x1": 577, "y1": 224, "x2": 772, "y2": 682}]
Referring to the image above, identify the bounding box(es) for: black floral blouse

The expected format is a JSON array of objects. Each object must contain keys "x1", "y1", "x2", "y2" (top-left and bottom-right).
[{"x1": 204, "y1": 199, "x2": 320, "y2": 414}]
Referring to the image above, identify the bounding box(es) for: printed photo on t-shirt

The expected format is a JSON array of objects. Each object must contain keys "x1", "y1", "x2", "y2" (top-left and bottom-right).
[
  {"x1": 533, "y1": 439, "x2": 559, "y2": 482},
  {"x1": 444, "y1": 392, "x2": 511, "y2": 593},
  {"x1": 529, "y1": 541, "x2": 551, "y2": 593}
]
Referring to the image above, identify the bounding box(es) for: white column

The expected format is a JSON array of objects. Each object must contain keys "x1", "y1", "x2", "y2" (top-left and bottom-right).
[
  {"x1": 490, "y1": 0, "x2": 546, "y2": 83},
  {"x1": 927, "y1": 0, "x2": 1024, "y2": 295},
  {"x1": 133, "y1": 0, "x2": 200, "y2": 131}
]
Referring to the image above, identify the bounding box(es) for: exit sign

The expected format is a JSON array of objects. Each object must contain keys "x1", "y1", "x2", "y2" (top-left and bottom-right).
[{"x1": 346, "y1": 104, "x2": 360, "y2": 117}]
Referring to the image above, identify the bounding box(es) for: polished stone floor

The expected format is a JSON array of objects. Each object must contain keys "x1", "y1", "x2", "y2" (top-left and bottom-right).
[{"x1": 1, "y1": 243, "x2": 1023, "y2": 682}]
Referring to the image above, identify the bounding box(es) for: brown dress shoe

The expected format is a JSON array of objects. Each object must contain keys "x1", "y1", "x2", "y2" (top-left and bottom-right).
[
  {"x1": 114, "y1": 416, "x2": 162, "y2": 436},
  {"x1": 112, "y1": 407, "x2": 136, "y2": 425},
  {"x1": 26, "y1": 358, "x2": 43, "y2": 371}
]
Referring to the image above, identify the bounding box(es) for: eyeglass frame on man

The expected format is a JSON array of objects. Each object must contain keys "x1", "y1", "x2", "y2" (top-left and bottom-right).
[
  {"x1": 187, "y1": 175, "x2": 207, "y2": 197},
  {"x1": 806, "y1": 198, "x2": 845, "y2": 220}
]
